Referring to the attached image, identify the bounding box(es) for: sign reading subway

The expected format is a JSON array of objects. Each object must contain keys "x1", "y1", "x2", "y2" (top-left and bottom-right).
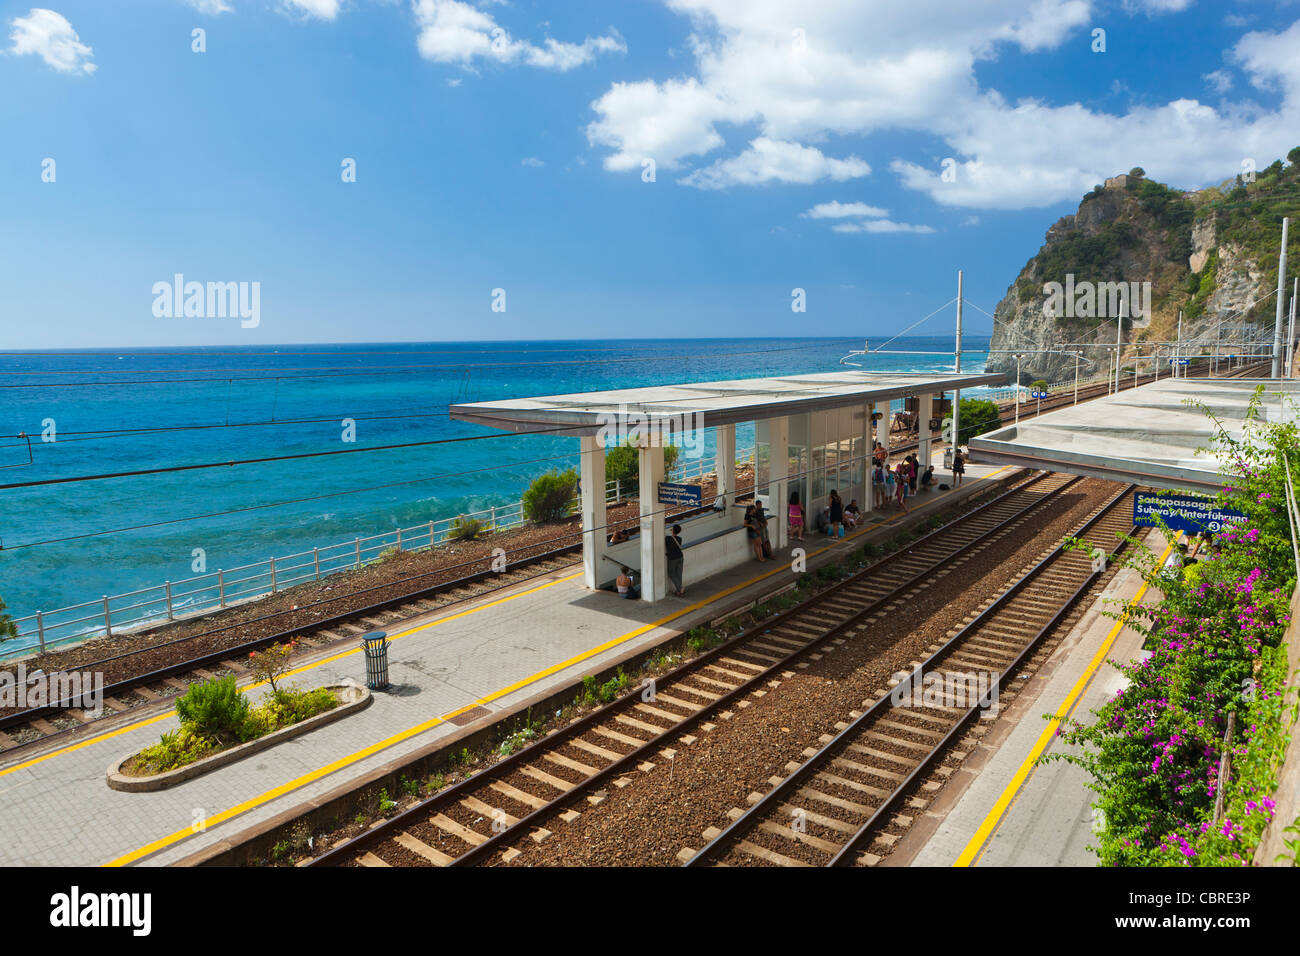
[{"x1": 1132, "y1": 492, "x2": 1248, "y2": 535}]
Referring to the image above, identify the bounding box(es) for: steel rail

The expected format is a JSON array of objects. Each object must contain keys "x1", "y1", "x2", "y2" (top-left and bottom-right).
[
  {"x1": 308, "y1": 469, "x2": 1088, "y2": 867},
  {"x1": 685, "y1": 480, "x2": 1136, "y2": 867}
]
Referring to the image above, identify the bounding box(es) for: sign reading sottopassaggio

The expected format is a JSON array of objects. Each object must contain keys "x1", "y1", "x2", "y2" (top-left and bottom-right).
[
  {"x1": 1132, "y1": 492, "x2": 1248, "y2": 534},
  {"x1": 657, "y1": 481, "x2": 702, "y2": 508}
]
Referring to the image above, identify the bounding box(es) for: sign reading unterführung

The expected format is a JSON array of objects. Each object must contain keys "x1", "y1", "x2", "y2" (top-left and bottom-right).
[
  {"x1": 657, "y1": 481, "x2": 702, "y2": 507},
  {"x1": 1132, "y1": 492, "x2": 1248, "y2": 534}
]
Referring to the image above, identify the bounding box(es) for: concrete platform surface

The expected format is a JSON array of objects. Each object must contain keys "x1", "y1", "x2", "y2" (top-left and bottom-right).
[{"x1": 0, "y1": 451, "x2": 1014, "y2": 866}]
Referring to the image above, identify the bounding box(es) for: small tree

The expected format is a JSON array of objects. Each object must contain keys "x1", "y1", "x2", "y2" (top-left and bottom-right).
[
  {"x1": 249, "y1": 640, "x2": 298, "y2": 695},
  {"x1": 522, "y1": 468, "x2": 578, "y2": 523},
  {"x1": 956, "y1": 397, "x2": 1002, "y2": 445},
  {"x1": 0, "y1": 595, "x2": 16, "y2": 641},
  {"x1": 1128, "y1": 166, "x2": 1145, "y2": 178},
  {"x1": 604, "y1": 444, "x2": 679, "y2": 496},
  {"x1": 1288, "y1": 145, "x2": 1300, "y2": 166},
  {"x1": 1030, "y1": 379, "x2": 1048, "y2": 393}
]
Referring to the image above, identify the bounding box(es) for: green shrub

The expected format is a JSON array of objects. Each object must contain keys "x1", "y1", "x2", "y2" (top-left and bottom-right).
[
  {"x1": 0, "y1": 594, "x2": 16, "y2": 641},
  {"x1": 598, "y1": 669, "x2": 630, "y2": 702},
  {"x1": 449, "y1": 515, "x2": 484, "y2": 541},
  {"x1": 174, "y1": 676, "x2": 252, "y2": 744},
  {"x1": 134, "y1": 727, "x2": 218, "y2": 773},
  {"x1": 522, "y1": 469, "x2": 578, "y2": 524},
  {"x1": 954, "y1": 397, "x2": 1002, "y2": 444},
  {"x1": 604, "y1": 445, "x2": 680, "y2": 496}
]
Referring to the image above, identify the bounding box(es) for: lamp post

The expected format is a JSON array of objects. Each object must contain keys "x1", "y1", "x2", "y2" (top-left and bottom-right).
[
  {"x1": 1074, "y1": 352, "x2": 1080, "y2": 405},
  {"x1": 1014, "y1": 353, "x2": 1023, "y2": 426}
]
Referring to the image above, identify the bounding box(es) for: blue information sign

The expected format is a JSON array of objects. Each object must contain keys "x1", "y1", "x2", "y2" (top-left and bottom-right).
[
  {"x1": 1133, "y1": 492, "x2": 1247, "y2": 534},
  {"x1": 1031, "y1": 390, "x2": 1048, "y2": 399},
  {"x1": 657, "y1": 481, "x2": 702, "y2": 508}
]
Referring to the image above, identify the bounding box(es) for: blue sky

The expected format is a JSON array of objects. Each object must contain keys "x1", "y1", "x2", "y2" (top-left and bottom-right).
[{"x1": 2, "y1": 0, "x2": 1298, "y2": 348}]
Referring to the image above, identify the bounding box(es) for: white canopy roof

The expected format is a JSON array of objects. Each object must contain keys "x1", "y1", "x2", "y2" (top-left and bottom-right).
[{"x1": 969, "y1": 378, "x2": 1297, "y2": 491}]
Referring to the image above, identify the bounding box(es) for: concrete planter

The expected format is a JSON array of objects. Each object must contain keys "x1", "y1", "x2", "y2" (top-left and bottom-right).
[{"x1": 106, "y1": 683, "x2": 371, "y2": 793}]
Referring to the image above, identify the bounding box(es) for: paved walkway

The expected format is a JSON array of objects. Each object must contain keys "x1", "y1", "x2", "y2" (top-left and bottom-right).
[
  {"x1": 0, "y1": 452, "x2": 1013, "y2": 867},
  {"x1": 901, "y1": 533, "x2": 1175, "y2": 867}
]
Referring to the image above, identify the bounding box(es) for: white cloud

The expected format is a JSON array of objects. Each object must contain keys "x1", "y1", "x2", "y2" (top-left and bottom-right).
[
  {"x1": 1203, "y1": 69, "x2": 1233, "y2": 94},
  {"x1": 186, "y1": 0, "x2": 233, "y2": 13},
  {"x1": 587, "y1": 1, "x2": 1300, "y2": 210},
  {"x1": 8, "y1": 8, "x2": 96, "y2": 74},
  {"x1": 680, "y1": 137, "x2": 869, "y2": 188},
  {"x1": 413, "y1": 0, "x2": 624, "y2": 71},
  {"x1": 521, "y1": 156, "x2": 545, "y2": 167},
  {"x1": 802, "y1": 200, "x2": 890, "y2": 219},
  {"x1": 832, "y1": 219, "x2": 935, "y2": 234},
  {"x1": 1122, "y1": 0, "x2": 1193, "y2": 13},
  {"x1": 284, "y1": 0, "x2": 341, "y2": 18},
  {"x1": 446, "y1": 77, "x2": 462, "y2": 86}
]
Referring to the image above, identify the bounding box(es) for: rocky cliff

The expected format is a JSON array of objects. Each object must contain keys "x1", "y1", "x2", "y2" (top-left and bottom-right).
[{"x1": 987, "y1": 152, "x2": 1300, "y2": 384}]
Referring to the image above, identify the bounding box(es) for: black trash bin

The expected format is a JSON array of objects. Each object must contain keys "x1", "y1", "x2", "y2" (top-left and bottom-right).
[{"x1": 361, "y1": 630, "x2": 389, "y2": 690}]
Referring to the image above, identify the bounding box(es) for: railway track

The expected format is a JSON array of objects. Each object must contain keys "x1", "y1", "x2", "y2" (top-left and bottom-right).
[
  {"x1": 0, "y1": 541, "x2": 585, "y2": 755},
  {"x1": 682, "y1": 481, "x2": 1138, "y2": 867},
  {"x1": 308, "y1": 469, "x2": 1096, "y2": 867}
]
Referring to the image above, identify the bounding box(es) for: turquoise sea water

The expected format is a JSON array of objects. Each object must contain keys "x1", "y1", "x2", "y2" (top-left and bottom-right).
[{"x1": 0, "y1": 337, "x2": 989, "y2": 619}]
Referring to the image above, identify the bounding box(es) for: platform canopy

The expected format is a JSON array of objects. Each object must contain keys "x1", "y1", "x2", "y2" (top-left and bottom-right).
[
  {"x1": 969, "y1": 378, "x2": 1299, "y2": 492},
  {"x1": 448, "y1": 369, "x2": 1004, "y2": 435}
]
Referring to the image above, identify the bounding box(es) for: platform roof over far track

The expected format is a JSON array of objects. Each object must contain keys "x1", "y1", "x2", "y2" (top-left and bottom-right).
[
  {"x1": 448, "y1": 370, "x2": 1004, "y2": 435},
  {"x1": 969, "y1": 378, "x2": 1299, "y2": 492}
]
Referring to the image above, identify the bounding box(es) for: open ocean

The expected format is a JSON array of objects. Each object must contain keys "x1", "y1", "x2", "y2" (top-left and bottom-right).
[{"x1": 0, "y1": 336, "x2": 990, "y2": 620}]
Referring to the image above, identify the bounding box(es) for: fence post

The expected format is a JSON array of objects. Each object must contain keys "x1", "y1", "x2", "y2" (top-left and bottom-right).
[
  {"x1": 165, "y1": 581, "x2": 174, "y2": 621},
  {"x1": 314, "y1": 548, "x2": 321, "y2": 581},
  {"x1": 218, "y1": 570, "x2": 226, "y2": 608},
  {"x1": 103, "y1": 596, "x2": 112, "y2": 638},
  {"x1": 490, "y1": 505, "x2": 497, "y2": 531},
  {"x1": 396, "y1": 527, "x2": 402, "y2": 551},
  {"x1": 428, "y1": 520, "x2": 435, "y2": 549},
  {"x1": 616, "y1": 478, "x2": 621, "y2": 502},
  {"x1": 36, "y1": 611, "x2": 46, "y2": 654},
  {"x1": 270, "y1": 556, "x2": 277, "y2": 593},
  {"x1": 355, "y1": 537, "x2": 361, "y2": 568}
]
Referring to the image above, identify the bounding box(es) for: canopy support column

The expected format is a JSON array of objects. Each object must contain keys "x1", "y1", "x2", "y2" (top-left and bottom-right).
[
  {"x1": 638, "y1": 442, "x2": 666, "y2": 602},
  {"x1": 580, "y1": 434, "x2": 607, "y2": 590},
  {"x1": 863, "y1": 403, "x2": 875, "y2": 515},
  {"x1": 716, "y1": 424, "x2": 736, "y2": 512},
  {"x1": 769, "y1": 416, "x2": 789, "y2": 550},
  {"x1": 918, "y1": 393, "x2": 933, "y2": 474}
]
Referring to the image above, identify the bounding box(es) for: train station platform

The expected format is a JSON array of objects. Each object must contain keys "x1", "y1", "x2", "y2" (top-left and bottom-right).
[
  {"x1": 0, "y1": 450, "x2": 1015, "y2": 867},
  {"x1": 895, "y1": 532, "x2": 1176, "y2": 867}
]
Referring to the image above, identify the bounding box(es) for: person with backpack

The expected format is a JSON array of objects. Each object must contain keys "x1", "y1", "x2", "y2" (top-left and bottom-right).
[
  {"x1": 872, "y1": 461, "x2": 887, "y2": 509},
  {"x1": 665, "y1": 523, "x2": 685, "y2": 597}
]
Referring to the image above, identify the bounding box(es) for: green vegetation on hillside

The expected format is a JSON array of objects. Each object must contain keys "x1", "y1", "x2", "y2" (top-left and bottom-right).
[{"x1": 1015, "y1": 147, "x2": 1300, "y2": 331}]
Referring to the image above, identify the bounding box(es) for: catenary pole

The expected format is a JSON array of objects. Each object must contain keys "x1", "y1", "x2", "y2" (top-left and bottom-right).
[
  {"x1": 953, "y1": 270, "x2": 962, "y2": 454},
  {"x1": 1273, "y1": 217, "x2": 1289, "y2": 379}
]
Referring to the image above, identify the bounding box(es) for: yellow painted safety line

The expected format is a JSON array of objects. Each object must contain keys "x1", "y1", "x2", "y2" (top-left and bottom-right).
[
  {"x1": 0, "y1": 572, "x2": 577, "y2": 781},
  {"x1": 100, "y1": 466, "x2": 1012, "y2": 866},
  {"x1": 952, "y1": 531, "x2": 1181, "y2": 867}
]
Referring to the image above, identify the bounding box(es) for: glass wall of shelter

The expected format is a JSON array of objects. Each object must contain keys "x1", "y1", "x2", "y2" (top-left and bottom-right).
[{"x1": 754, "y1": 405, "x2": 869, "y2": 520}]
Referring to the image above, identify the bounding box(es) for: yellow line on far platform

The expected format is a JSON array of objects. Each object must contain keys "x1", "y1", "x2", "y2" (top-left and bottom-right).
[{"x1": 952, "y1": 532, "x2": 1180, "y2": 867}]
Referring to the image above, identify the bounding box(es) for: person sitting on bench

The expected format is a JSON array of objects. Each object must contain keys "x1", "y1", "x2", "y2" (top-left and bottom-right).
[{"x1": 616, "y1": 565, "x2": 640, "y2": 599}]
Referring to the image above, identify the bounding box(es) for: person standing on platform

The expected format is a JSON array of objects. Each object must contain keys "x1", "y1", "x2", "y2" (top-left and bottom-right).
[
  {"x1": 895, "y1": 461, "x2": 910, "y2": 512},
  {"x1": 952, "y1": 449, "x2": 966, "y2": 488},
  {"x1": 788, "y1": 491, "x2": 805, "y2": 541},
  {"x1": 906, "y1": 454, "x2": 919, "y2": 493},
  {"x1": 665, "y1": 523, "x2": 685, "y2": 597},
  {"x1": 828, "y1": 489, "x2": 844, "y2": 537},
  {"x1": 745, "y1": 504, "x2": 766, "y2": 562},
  {"x1": 754, "y1": 500, "x2": 773, "y2": 558},
  {"x1": 873, "y1": 461, "x2": 887, "y2": 509}
]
